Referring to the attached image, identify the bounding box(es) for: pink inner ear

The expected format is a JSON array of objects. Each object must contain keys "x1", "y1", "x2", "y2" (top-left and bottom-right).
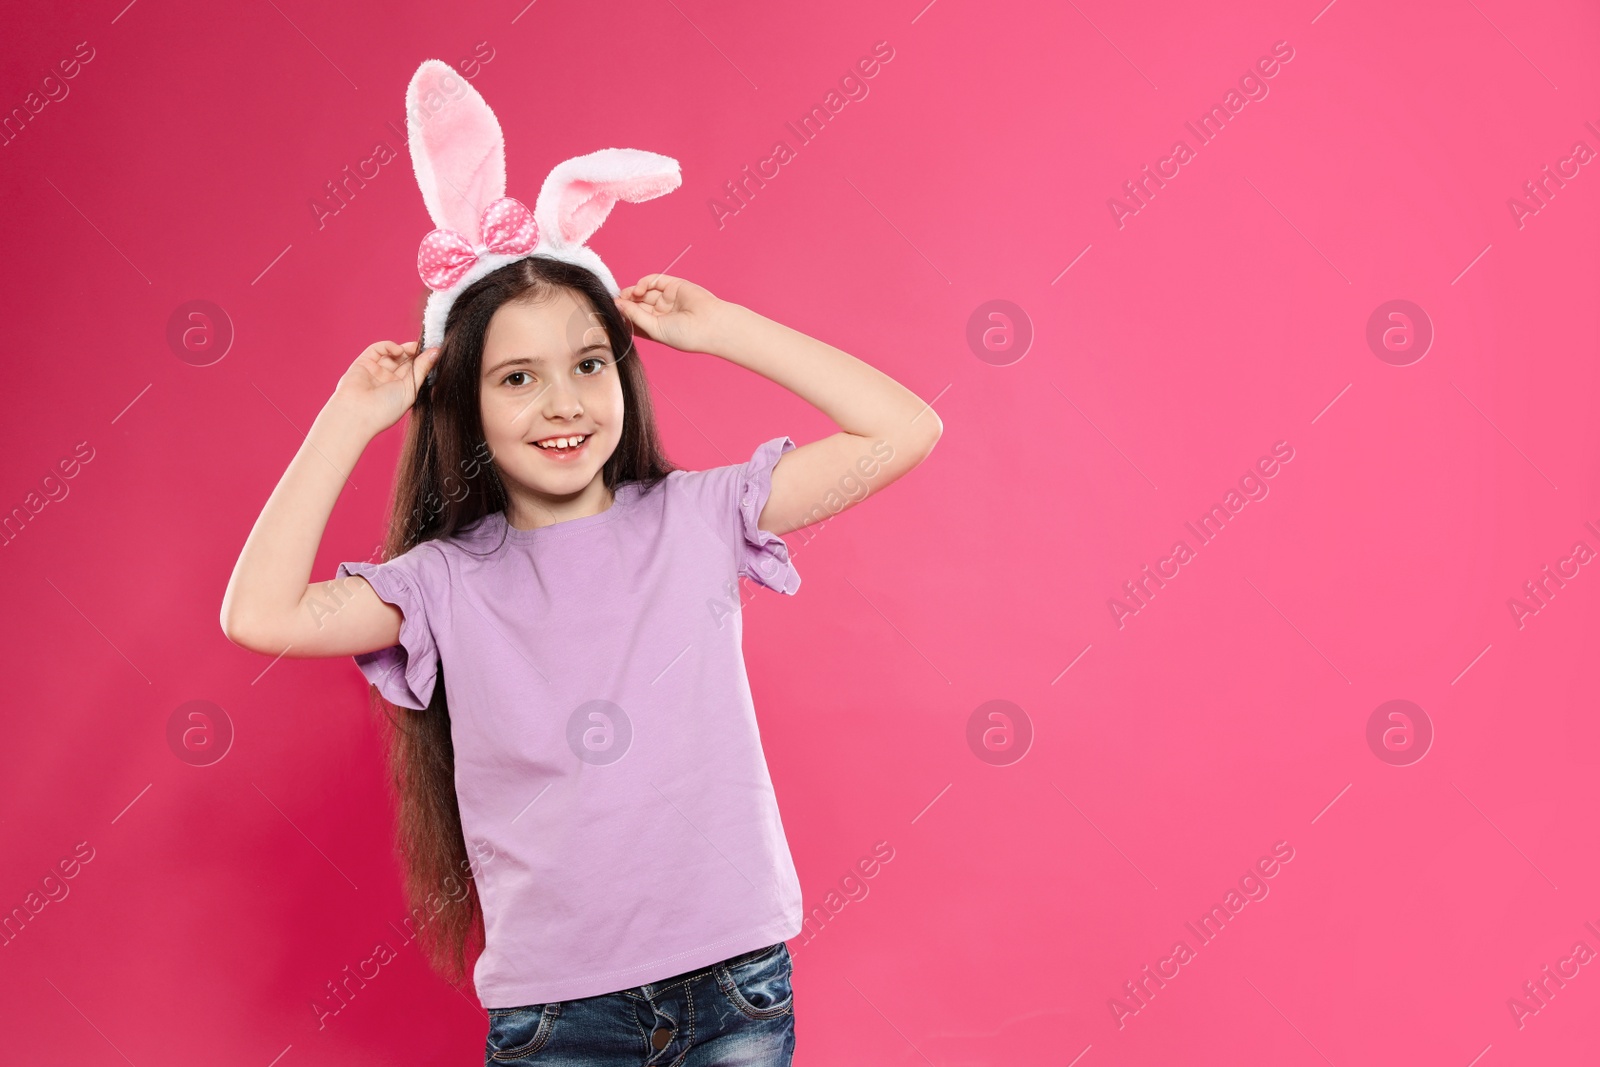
[
  {"x1": 559, "y1": 181, "x2": 612, "y2": 245},
  {"x1": 407, "y1": 60, "x2": 507, "y2": 241},
  {"x1": 424, "y1": 129, "x2": 502, "y2": 242},
  {"x1": 430, "y1": 113, "x2": 506, "y2": 239},
  {"x1": 537, "y1": 149, "x2": 682, "y2": 248}
]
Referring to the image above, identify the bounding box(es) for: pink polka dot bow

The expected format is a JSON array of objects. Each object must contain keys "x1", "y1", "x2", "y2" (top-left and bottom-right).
[{"x1": 416, "y1": 196, "x2": 540, "y2": 292}]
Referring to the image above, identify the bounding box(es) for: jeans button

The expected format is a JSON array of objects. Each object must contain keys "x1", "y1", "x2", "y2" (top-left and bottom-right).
[{"x1": 651, "y1": 1026, "x2": 672, "y2": 1050}]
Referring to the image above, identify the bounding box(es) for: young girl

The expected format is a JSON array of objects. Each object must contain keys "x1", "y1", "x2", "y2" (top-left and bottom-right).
[
  {"x1": 222, "y1": 261, "x2": 939, "y2": 1063},
  {"x1": 222, "y1": 60, "x2": 938, "y2": 1065}
]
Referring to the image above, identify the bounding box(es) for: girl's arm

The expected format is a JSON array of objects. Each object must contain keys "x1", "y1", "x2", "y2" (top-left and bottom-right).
[
  {"x1": 219, "y1": 341, "x2": 441, "y2": 658},
  {"x1": 614, "y1": 277, "x2": 943, "y2": 537}
]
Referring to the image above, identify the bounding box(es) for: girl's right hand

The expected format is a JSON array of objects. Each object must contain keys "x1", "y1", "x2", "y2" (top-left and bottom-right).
[{"x1": 331, "y1": 341, "x2": 442, "y2": 436}]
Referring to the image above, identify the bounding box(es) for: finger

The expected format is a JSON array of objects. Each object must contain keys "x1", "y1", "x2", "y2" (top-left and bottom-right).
[
  {"x1": 401, "y1": 348, "x2": 437, "y2": 385},
  {"x1": 616, "y1": 301, "x2": 651, "y2": 335}
]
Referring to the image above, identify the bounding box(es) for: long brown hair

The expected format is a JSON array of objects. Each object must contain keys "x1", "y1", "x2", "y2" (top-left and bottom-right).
[{"x1": 371, "y1": 255, "x2": 676, "y2": 986}]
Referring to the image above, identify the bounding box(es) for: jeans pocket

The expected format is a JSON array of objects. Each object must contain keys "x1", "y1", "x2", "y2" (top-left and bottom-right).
[
  {"x1": 715, "y1": 943, "x2": 794, "y2": 1020},
  {"x1": 485, "y1": 1002, "x2": 561, "y2": 1062}
]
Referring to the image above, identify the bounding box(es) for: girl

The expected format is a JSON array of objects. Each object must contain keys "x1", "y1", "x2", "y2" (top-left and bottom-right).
[{"x1": 220, "y1": 261, "x2": 941, "y2": 1064}]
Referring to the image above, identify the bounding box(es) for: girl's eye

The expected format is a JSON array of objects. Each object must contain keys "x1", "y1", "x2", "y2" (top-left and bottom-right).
[{"x1": 502, "y1": 358, "x2": 608, "y2": 387}]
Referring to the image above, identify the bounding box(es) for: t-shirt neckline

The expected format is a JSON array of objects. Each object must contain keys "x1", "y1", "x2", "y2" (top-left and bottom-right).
[{"x1": 489, "y1": 482, "x2": 637, "y2": 543}]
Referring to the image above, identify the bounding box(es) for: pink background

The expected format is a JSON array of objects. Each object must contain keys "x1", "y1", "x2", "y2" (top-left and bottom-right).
[{"x1": 3, "y1": 0, "x2": 1598, "y2": 1063}]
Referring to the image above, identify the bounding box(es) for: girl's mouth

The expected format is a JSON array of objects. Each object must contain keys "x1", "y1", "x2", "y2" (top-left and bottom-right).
[{"x1": 532, "y1": 433, "x2": 590, "y2": 461}]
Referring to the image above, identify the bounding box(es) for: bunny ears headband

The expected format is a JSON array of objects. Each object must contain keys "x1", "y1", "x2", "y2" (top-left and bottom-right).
[{"x1": 405, "y1": 59, "x2": 682, "y2": 352}]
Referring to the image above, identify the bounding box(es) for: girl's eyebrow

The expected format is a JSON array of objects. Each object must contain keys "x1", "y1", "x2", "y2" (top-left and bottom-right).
[{"x1": 484, "y1": 342, "x2": 611, "y2": 378}]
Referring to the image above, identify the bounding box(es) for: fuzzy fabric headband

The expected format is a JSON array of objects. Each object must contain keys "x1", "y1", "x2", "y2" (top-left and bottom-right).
[{"x1": 404, "y1": 58, "x2": 681, "y2": 354}]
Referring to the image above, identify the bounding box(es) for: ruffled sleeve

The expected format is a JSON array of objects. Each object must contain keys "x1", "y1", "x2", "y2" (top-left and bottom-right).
[
  {"x1": 736, "y1": 436, "x2": 802, "y2": 595},
  {"x1": 334, "y1": 547, "x2": 441, "y2": 710}
]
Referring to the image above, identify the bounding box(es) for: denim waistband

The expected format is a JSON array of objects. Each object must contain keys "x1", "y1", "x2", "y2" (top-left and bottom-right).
[{"x1": 642, "y1": 941, "x2": 781, "y2": 991}]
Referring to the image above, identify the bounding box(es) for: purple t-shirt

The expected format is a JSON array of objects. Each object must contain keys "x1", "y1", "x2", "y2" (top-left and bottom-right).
[{"x1": 335, "y1": 436, "x2": 804, "y2": 1007}]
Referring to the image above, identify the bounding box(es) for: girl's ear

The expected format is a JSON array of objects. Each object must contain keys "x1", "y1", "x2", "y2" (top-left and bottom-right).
[
  {"x1": 534, "y1": 148, "x2": 681, "y2": 249},
  {"x1": 406, "y1": 58, "x2": 507, "y2": 244}
]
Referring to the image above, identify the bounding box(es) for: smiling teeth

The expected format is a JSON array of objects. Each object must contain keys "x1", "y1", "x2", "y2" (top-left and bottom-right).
[{"x1": 536, "y1": 435, "x2": 587, "y2": 449}]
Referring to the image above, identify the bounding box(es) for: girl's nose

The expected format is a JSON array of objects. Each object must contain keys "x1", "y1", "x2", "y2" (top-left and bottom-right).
[{"x1": 541, "y1": 380, "x2": 584, "y2": 418}]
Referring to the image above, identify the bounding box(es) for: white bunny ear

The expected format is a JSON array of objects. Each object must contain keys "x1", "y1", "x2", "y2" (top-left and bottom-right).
[
  {"x1": 534, "y1": 148, "x2": 681, "y2": 249},
  {"x1": 406, "y1": 59, "x2": 506, "y2": 242}
]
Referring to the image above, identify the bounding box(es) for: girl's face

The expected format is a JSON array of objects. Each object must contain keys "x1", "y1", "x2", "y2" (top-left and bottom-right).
[{"x1": 478, "y1": 289, "x2": 624, "y2": 516}]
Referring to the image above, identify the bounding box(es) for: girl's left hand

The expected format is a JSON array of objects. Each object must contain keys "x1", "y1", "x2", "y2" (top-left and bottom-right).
[{"x1": 613, "y1": 274, "x2": 728, "y2": 353}]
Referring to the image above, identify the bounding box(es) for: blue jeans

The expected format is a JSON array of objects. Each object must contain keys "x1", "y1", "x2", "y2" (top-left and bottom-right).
[{"x1": 483, "y1": 942, "x2": 795, "y2": 1065}]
